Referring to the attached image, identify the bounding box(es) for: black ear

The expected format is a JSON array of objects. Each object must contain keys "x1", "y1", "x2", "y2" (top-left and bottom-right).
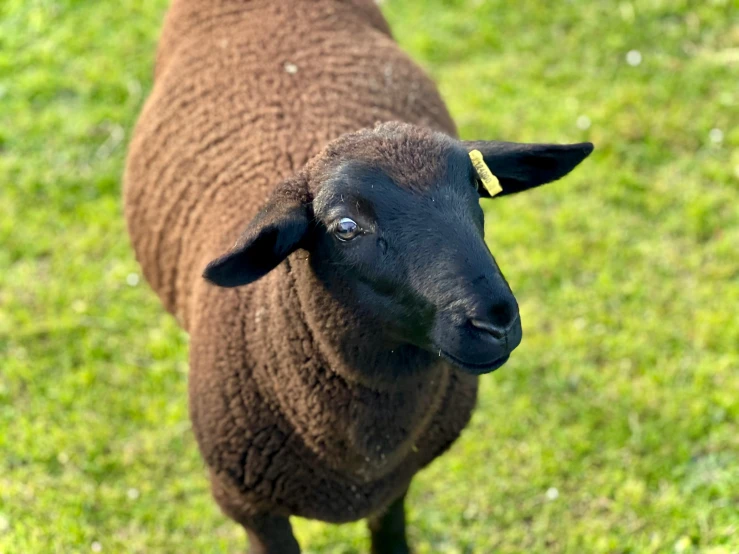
[
  {"x1": 203, "y1": 197, "x2": 311, "y2": 288},
  {"x1": 463, "y1": 140, "x2": 594, "y2": 197}
]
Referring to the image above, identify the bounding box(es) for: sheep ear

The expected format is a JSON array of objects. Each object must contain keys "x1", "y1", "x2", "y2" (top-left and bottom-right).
[
  {"x1": 203, "y1": 198, "x2": 311, "y2": 288},
  {"x1": 463, "y1": 141, "x2": 594, "y2": 197}
]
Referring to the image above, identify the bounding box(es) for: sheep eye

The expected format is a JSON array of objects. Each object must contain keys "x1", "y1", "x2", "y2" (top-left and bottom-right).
[{"x1": 334, "y1": 217, "x2": 360, "y2": 241}]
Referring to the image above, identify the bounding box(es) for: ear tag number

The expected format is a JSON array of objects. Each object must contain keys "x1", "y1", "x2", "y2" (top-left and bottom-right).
[{"x1": 469, "y1": 150, "x2": 503, "y2": 197}]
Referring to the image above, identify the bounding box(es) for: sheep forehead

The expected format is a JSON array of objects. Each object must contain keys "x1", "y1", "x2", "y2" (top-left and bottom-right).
[{"x1": 318, "y1": 123, "x2": 457, "y2": 194}]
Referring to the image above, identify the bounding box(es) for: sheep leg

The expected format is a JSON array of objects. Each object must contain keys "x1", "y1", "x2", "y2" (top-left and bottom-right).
[
  {"x1": 367, "y1": 490, "x2": 410, "y2": 554},
  {"x1": 242, "y1": 513, "x2": 300, "y2": 554}
]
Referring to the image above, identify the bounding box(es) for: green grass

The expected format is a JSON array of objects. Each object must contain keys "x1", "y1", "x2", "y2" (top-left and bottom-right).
[{"x1": 1, "y1": 0, "x2": 737, "y2": 552}]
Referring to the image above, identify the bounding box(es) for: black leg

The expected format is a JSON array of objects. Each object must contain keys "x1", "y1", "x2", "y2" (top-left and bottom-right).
[
  {"x1": 243, "y1": 513, "x2": 300, "y2": 554},
  {"x1": 367, "y1": 491, "x2": 410, "y2": 554},
  {"x1": 209, "y1": 471, "x2": 300, "y2": 554}
]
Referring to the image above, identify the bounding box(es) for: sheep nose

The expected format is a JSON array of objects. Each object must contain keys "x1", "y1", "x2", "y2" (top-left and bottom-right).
[
  {"x1": 468, "y1": 301, "x2": 522, "y2": 347},
  {"x1": 469, "y1": 318, "x2": 508, "y2": 339},
  {"x1": 468, "y1": 294, "x2": 519, "y2": 331}
]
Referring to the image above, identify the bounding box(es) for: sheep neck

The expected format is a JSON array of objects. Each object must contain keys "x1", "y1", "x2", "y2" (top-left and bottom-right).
[{"x1": 247, "y1": 256, "x2": 453, "y2": 480}]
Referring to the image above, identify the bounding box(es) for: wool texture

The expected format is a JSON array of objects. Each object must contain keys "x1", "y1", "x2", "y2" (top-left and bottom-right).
[{"x1": 124, "y1": 0, "x2": 478, "y2": 523}]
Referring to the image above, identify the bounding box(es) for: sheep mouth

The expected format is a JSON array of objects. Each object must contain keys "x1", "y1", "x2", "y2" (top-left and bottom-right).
[{"x1": 437, "y1": 349, "x2": 510, "y2": 375}]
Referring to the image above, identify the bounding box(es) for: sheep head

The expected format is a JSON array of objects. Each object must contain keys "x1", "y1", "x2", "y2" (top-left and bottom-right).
[{"x1": 204, "y1": 122, "x2": 593, "y2": 375}]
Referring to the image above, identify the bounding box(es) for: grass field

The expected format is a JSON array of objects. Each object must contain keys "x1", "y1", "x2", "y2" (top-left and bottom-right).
[{"x1": 1, "y1": 0, "x2": 738, "y2": 552}]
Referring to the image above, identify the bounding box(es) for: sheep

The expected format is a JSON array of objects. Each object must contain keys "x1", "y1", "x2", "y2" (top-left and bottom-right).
[{"x1": 123, "y1": 1, "x2": 593, "y2": 552}]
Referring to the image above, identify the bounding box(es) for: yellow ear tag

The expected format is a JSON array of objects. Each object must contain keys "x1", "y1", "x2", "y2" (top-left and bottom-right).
[{"x1": 469, "y1": 149, "x2": 503, "y2": 197}]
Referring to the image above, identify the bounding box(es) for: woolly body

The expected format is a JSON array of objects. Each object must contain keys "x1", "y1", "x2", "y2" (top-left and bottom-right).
[{"x1": 124, "y1": 0, "x2": 477, "y2": 525}]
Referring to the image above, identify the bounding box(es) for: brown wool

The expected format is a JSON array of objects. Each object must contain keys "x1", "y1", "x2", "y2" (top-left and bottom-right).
[{"x1": 124, "y1": 0, "x2": 477, "y2": 527}]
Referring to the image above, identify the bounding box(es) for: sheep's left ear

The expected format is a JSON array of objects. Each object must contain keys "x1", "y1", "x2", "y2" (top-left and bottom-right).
[
  {"x1": 463, "y1": 141, "x2": 594, "y2": 197},
  {"x1": 203, "y1": 195, "x2": 311, "y2": 288}
]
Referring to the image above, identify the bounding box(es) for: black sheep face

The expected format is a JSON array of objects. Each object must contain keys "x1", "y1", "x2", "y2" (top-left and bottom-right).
[{"x1": 204, "y1": 123, "x2": 593, "y2": 374}]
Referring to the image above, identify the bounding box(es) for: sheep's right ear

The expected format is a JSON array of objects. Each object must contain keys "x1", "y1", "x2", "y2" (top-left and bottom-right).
[{"x1": 203, "y1": 198, "x2": 311, "y2": 288}]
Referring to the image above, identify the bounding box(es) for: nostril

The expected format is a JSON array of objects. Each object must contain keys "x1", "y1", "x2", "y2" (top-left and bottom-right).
[{"x1": 469, "y1": 319, "x2": 506, "y2": 339}]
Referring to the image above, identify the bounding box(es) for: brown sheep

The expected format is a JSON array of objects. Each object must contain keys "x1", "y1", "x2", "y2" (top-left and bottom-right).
[{"x1": 123, "y1": 1, "x2": 593, "y2": 552}]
